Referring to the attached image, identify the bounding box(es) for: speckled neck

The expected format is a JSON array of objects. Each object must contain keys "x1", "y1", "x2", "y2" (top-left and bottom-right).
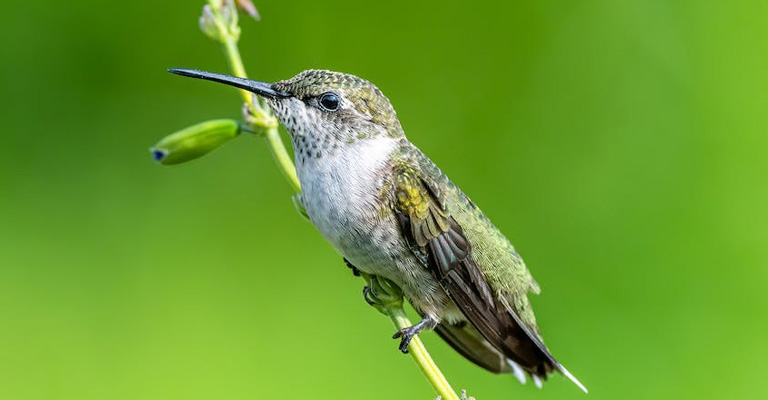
[{"x1": 290, "y1": 131, "x2": 342, "y2": 164}]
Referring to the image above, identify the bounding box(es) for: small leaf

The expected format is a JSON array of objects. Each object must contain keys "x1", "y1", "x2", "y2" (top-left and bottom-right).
[{"x1": 150, "y1": 119, "x2": 241, "y2": 165}]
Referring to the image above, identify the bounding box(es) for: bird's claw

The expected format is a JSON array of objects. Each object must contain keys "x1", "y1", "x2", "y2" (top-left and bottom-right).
[
  {"x1": 360, "y1": 275, "x2": 403, "y2": 315},
  {"x1": 392, "y1": 314, "x2": 438, "y2": 353},
  {"x1": 392, "y1": 326, "x2": 417, "y2": 353},
  {"x1": 362, "y1": 285, "x2": 377, "y2": 306}
]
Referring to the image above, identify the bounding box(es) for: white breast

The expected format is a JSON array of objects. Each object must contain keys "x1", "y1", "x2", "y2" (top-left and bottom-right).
[
  {"x1": 295, "y1": 136, "x2": 455, "y2": 319},
  {"x1": 297, "y1": 137, "x2": 399, "y2": 257}
]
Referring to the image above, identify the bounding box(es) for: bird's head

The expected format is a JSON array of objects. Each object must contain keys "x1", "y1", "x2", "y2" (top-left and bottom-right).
[{"x1": 169, "y1": 69, "x2": 404, "y2": 145}]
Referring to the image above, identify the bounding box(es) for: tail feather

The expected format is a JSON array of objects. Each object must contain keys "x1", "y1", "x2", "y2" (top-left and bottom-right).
[
  {"x1": 499, "y1": 297, "x2": 588, "y2": 393},
  {"x1": 556, "y1": 363, "x2": 588, "y2": 393},
  {"x1": 435, "y1": 317, "x2": 588, "y2": 392},
  {"x1": 532, "y1": 374, "x2": 543, "y2": 389},
  {"x1": 506, "y1": 360, "x2": 527, "y2": 385},
  {"x1": 433, "y1": 322, "x2": 511, "y2": 374}
]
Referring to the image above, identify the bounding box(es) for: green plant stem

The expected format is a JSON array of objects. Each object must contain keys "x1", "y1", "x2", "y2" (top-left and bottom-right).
[
  {"x1": 222, "y1": 36, "x2": 251, "y2": 105},
  {"x1": 208, "y1": 3, "x2": 459, "y2": 398},
  {"x1": 214, "y1": 9, "x2": 300, "y2": 192}
]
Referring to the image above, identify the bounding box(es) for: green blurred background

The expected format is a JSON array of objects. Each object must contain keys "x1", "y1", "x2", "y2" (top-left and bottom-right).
[{"x1": 1, "y1": 1, "x2": 767, "y2": 399}]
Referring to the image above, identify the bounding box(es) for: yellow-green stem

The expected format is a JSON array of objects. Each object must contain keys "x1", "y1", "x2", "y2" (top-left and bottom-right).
[
  {"x1": 223, "y1": 37, "x2": 251, "y2": 105},
  {"x1": 265, "y1": 126, "x2": 300, "y2": 193},
  {"x1": 215, "y1": 14, "x2": 299, "y2": 191}
]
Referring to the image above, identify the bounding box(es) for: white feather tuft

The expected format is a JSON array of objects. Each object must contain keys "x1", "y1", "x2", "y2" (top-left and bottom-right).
[{"x1": 506, "y1": 360, "x2": 527, "y2": 385}]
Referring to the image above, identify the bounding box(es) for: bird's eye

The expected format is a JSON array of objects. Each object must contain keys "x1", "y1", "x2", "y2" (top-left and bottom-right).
[{"x1": 318, "y1": 92, "x2": 340, "y2": 112}]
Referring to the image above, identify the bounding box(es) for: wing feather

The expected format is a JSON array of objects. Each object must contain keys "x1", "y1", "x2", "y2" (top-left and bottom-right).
[{"x1": 392, "y1": 163, "x2": 561, "y2": 379}]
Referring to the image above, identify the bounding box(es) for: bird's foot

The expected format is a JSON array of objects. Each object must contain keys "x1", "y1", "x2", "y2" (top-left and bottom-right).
[
  {"x1": 361, "y1": 275, "x2": 403, "y2": 315},
  {"x1": 392, "y1": 314, "x2": 438, "y2": 353}
]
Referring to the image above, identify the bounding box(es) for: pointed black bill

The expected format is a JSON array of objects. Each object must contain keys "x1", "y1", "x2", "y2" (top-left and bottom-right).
[{"x1": 168, "y1": 68, "x2": 291, "y2": 98}]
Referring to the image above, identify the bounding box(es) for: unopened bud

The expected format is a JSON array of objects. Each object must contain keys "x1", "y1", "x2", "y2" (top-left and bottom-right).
[
  {"x1": 235, "y1": 0, "x2": 261, "y2": 21},
  {"x1": 199, "y1": 5, "x2": 223, "y2": 42},
  {"x1": 220, "y1": 0, "x2": 239, "y2": 30},
  {"x1": 151, "y1": 119, "x2": 241, "y2": 165}
]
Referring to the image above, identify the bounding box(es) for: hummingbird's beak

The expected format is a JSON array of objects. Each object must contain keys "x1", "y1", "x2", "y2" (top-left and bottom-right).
[{"x1": 168, "y1": 68, "x2": 291, "y2": 99}]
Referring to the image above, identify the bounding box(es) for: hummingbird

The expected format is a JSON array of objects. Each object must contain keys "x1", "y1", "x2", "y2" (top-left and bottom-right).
[{"x1": 168, "y1": 68, "x2": 587, "y2": 392}]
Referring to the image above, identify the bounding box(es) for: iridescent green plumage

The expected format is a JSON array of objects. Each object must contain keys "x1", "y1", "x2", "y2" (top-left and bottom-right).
[{"x1": 389, "y1": 146, "x2": 558, "y2": 378}]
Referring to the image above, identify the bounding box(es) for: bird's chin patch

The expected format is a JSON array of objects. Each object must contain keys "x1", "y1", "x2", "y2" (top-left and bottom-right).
[{"x1": 263, "y1": 97, "x2": 282, "y2": 114}]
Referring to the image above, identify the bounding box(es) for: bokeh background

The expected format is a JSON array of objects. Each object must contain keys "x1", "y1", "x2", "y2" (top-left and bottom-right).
[{"x1": 1, "y1": 1, "x2": 767, "y2": 399}]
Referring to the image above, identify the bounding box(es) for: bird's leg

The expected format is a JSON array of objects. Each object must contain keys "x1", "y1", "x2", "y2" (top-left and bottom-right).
[
  {"x1": 343, "y1": 258, "x2": 361, "y2": 277},
  {"x1": 392, "y1": 313, "x2": 438, "y2": 353}
]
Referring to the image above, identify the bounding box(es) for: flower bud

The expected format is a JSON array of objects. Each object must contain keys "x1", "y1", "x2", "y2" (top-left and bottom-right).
[
  {"x1": 199, "y1": 4, "x2": 225, "y2": 42},
  {"x1": 235, "y1": 0, "x2": 260, "y2": 21},
  {"x1": 220, "y1": 0, "x2": 239, "y2": 31},
  {"x1": 151, "y1": 119, "x2": 241, "y2": 165}
]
